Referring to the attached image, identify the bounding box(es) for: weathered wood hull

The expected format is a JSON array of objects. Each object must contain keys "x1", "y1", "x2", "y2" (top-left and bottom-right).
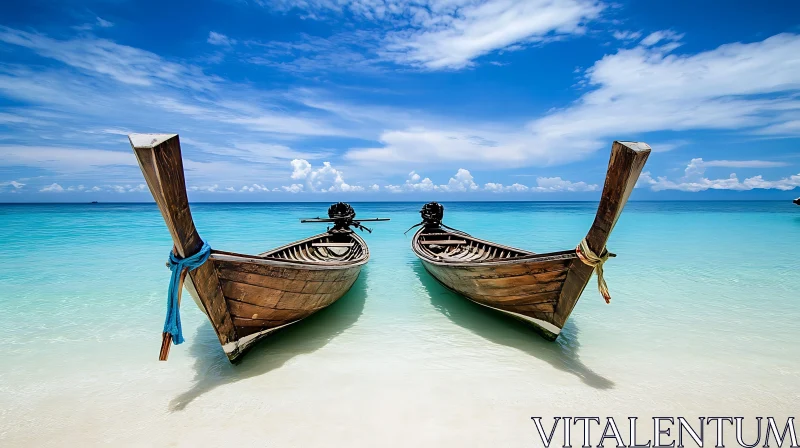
[
  {"x1": 183, "y1": 253, "x2": 364, "y2": 360},
  {"x1": 129, "y1": 133, "x2": 368, "y2": 362},
  {"x1": 418, "y1": 254, "x2": 574, "y2": 340},
  {"x1": 412, "y1": 141, "x2": 651, "y2": 340},
  {"x1": 209, "y1": 246, "x2": 363, "y2": 359}
]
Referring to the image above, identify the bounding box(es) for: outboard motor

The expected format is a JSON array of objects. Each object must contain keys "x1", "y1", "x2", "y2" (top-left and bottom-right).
[
  {"x1": 420, "y1": 202, "x2": 444, "y2": 227},
  {"x1": 327, "y1": 202, "x2": 357, "y2": 231},
  {"x1": 300, "y1": 203, "x2": 389, "y2": 234}
]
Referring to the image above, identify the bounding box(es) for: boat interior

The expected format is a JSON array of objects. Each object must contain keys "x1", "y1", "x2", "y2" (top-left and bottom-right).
[
  {"x1": 415, "y1": 227, "x2": 535, "y2": 262},
  {"x1": 256, "y1": 232, "x2": 367, "y2": 264}
]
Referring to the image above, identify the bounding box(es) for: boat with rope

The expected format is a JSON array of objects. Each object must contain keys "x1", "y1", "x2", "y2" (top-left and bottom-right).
[
  {"x1": 129, "y1": 134, "x2": 387, "y2": 362},
  {"x1": 410, "y1": 141, "x2": 651, "y2": 340}
]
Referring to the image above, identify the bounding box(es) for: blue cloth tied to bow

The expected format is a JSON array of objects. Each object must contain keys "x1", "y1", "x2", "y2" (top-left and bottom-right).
[{"x1": 165, "y1": 241, "x2": 211, "y2": 344}]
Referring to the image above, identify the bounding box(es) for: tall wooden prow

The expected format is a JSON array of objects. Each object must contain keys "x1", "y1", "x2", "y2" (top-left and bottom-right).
[
  {"x1": 129, "y1": 134, "x2": 237, "y2": 360},
  {"x1": 553, "y1": 141, "x2": 651, "y2": 329}
]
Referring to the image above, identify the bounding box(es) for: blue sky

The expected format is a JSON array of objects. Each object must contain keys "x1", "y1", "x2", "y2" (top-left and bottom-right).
[{"x1": 0, "y1": 0, "x2": 799, "y2": 201}]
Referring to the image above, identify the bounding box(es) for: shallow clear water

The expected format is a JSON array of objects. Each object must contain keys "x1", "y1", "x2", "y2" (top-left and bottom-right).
[{"x1": 1, "y1": 202, "x2": 798, "y2": 446}]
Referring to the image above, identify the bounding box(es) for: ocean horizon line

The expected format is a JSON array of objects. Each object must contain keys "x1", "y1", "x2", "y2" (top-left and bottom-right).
[{"x1": 0, "y1": 199, "x2": 796, "y2": 205}]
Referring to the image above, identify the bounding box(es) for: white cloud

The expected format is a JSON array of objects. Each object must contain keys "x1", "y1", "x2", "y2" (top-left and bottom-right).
[
  {"x1": 33, "y1": 182, "x2": 153, "y2": 193},
  {"x1": 96, "y1": 17, "x2": 114, "y2": 28},
  {"x1": 0, "y1": 145, "x2": 137, "y2": 173},
  {"x1": 40, "y1": 183, "x2": 64, "y2": 192},
  {"x1": 505, "y1": 183, "x2": 530, "y2": 192},
  {"x1": 399, "y1": 170, "x2": 438, "y2": 192},
  {"x1": 483, "y1": 182, "x2": 505, "y2": 192},
  {"x1": 648, "y1": 140, "x2": 689, "y2": 153},
  {"x1": 484, "y1": 178, "x2": 596, "y2": 192},
  {"x1": 524, "y1": 32, "x2": 800, "y2": 157},
  {"x1": 612, "y1": 30, "x2": 641, "y2": 41},
  {"x1": 640, "y1": 29, "x2": 683, "y2": 47},
  {"x1": 639, "y1": 158, "x2": 800, "y2": 192},
  {"x1": 689, "y1": 159, "x2": 787, "y2": 169},
  {"x1": 531, "y1": 176, "x2": 598, "y2": 192},
  {"x1": 287, "y1": 159, "x2": 364, "y2": 192},
  {"x1": 382, "y1": 0, "x2": 604, "y2": 70},
  {"x1": 102, "y1": 184, "x2": 148, "y2": 193},
  {"x1": 441, "y1": 168, "x2": 479, "y2": 192},
  {"x1": 282, "y1": 183, "x2": 304, "y2": 193},
  {"x1": 265, "y1": 0, "x2": 604, "y2": 70},
  {"x1": 0, "y1": 27, "x2": 217, "y2": 90},
  {"x1": 239, "y1": 183, "x2": 270, "y2": 192},
  {"x1": 208, "y1": 31, "x2": 235, "y2": 46},
  {"x1": 189, "y1": 184, "x2": 220, "y2": 192},
  {"x1": 346, "y1": 127, "x2": 543, "y2": 167},
  {"x1": 0, "y1": 180, "x2": 25, "y2": 190},
  {"x1": 395, "y1": 169, "x2": 487, "y2": 192},
  {"x1": 184, "y1": 140, "x2": 329, "y2": 164},
  {"x1": 73, "y1": 17, "x2": 114, "y2": 31},
  {"x1": 346, "y1": 33, "x2": 800, "y2": 169},
  {"x1": 484, "y1": 181, "x2": 531, "y2": 192},
  {"x1": 290, "y1": 159, "x2": 312, "y2": 179},
  {"x1": 388, "y1": 169, "x2": 594, "y2": 193}
]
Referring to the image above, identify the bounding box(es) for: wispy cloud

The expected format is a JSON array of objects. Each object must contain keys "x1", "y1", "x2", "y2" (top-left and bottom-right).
[
  {"x1": 0, "y1": 26, "x2": 217, "y2": 90},
  {"x1": 208, "y1": 31, "x2": 235, "y2": 46},
  {"x1": 381, "y1": 0, "x2": 604, "y2": 69},
  {"x1": 259, "y1": 0, "x2": 604, "y2": 70},
  {"x1": 348, "y1": 32, "x2": 800, "y2": 168},
  {"x1": 0, "y1": 180, "x2": 25, "y2": 191},
  {"x1": 73, "y1": 16, "x2": 114, "y2": 31},
  {"x1": 528, "y1": 32, "x2": 800, "y2": 151},
  {"x1": 638, "y1": 158, "x2": 799, "y2": 192}
]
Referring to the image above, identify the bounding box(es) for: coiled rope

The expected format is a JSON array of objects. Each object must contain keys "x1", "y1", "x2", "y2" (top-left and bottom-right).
[
  {"x1": 164, "y1": 241, "x2": 211, "y2": 344},
  {"x1": 576, "y1": 239, "x2": 612, "y2": 304}
]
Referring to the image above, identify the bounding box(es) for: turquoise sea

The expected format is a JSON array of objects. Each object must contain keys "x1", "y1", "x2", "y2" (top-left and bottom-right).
[{"x1": 1, "y1": 201, "x2": 799, "y2": 446}]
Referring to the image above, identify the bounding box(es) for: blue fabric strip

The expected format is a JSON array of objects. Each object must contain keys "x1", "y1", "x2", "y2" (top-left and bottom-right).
[{"x1": 164, "y1": 241, "x2": 211, "y2": 344}]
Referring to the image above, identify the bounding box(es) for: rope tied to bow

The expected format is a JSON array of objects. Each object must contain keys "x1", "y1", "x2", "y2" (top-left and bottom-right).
[
  {"x1": 164, "y1": 241, "x2": 211, "y2": 345},
  {"x1": 576, "y1": 238, "x2": 612, "y2": 304}
]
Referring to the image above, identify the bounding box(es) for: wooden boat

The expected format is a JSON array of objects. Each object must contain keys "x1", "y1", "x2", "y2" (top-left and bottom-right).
[
  {"x1": 129, "y1": 133, "x2": 386, "y2": 362},
  {"x1": 411, "y1": 141, "x2": 651, "y2": 340}
]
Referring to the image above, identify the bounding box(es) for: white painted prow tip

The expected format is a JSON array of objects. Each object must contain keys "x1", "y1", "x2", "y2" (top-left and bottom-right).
[
  {"x1": 618, "y1": 141, "x2": 651, "y2": 152},
  {"x1": 128, "y1": 133, "x2": 178, "y2": 149}
]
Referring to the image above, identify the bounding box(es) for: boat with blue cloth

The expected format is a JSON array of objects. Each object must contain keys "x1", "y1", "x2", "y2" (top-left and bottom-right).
[{"x1": 129, "y1": 133, "x2": 387, "y2": 362}]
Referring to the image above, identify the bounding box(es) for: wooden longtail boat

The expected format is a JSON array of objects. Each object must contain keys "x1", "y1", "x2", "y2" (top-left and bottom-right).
[
  {"x1": 411, "y1": 141, "x2": 651, "y2": 340},
  {"x1": 130, "y1": 133, "x2": 385, "y2": 362}
]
